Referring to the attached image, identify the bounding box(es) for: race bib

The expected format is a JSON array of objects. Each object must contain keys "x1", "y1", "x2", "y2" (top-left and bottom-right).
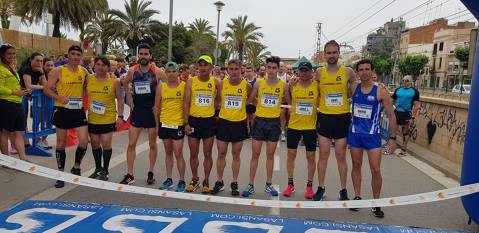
[
  {"x1": 261, "y1": 94, "x2": 279, "y2": 108},
  {"x1": 326, "y1": 93, "x2": 343, "y2": 106},
  {"x1": 162, "y1": 123, "x2": 178, "y2": 129},
  {"x1": 90, "y1": 101, "x2": 106, "y2": 115},
  {"x1": 64, "y1": 98, "x2": 82, "y2": 110},
  {"x1": 134, "y1": 81, "x2": 151, "y2": 94},
  {"x1": 195, "y1": 94, "x2": 213, "y2": 107},
  {"x1": 296, "y1": 102, "x2": 313, "y2": 115},
  {"x1": 224, "y1": 96, "x2": 242, "y2": 110},
  {"x1": 353, "y1": 104, "x2": 373, "y2": 119}
]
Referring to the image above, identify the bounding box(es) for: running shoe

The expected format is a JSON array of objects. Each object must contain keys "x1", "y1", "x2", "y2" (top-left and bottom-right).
[
  {"x1": 176, "y1": 181, "x2": 186, "y2": 192},
  {"x1": 201, "y1": 180, "x2": 210, "y2": 194},
  {"x1": 54, "y1": 180, "x2": 65, "y2": 188},
  {"x1": 282, "y1": 184, "x2": 295, "y2": 197},
  {"x1": 372, "y1": 207, "x2": 385, "y2": 218},
  {"x1": 120, "y1": 174, "x2": 135, "y2": 185},
  {"x1": 312, "y1": 187, "x2": 326, "y2": 201},
  {"x1": 265, "y1": 183, "x2": 278, "y2": 196},
  {"x1": 147, "y1": 171, "x2": 155, "y2": 185},
  {"x1": 350, "y1": 196, "x2": 362, "y2": 211},
  {"x1": 339, "y1": 189, "x2": 349, "y2": 201},
  {"x1": 70, "y1": 167, "x2": 81, "y2": 176},
  {"x1": 9, "y1": 144, "x2": 17, "y2": 154},
  {"x1": 185, "y1": 179, "x2": 200, "y2": 192},
  {"x1": 210, "y1": 181, "x2": 224, "y2": 195},
  {"x1": 230, "y1": 182, "x2": 240, "y2": 196},
  {"x1": 98, "y1": 170, "x2": 109, "y2": 181},
  {"x1": 305, "y1": 186, "x2": 314, "y2": 199},
  {"x1": 159, "y1": 178, "x2": 174, "y2": 190},
  {"x1": 241, "y1": 184, "x2": 255, "y2": 197},
  {"x1": 88, "y1": 168, "x2": 102, "y2": 179}
]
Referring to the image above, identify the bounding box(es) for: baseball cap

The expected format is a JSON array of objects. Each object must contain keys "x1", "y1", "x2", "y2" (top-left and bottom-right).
[
  {"x1": 298, "y1": 61, "x2": 313, "y2": 70},
  {"x1": 165, "y1": 61, "x2": 179, "y2": 71},
  {"x1": 197, "y1": 55, "x2": 212, "y2": 64}
]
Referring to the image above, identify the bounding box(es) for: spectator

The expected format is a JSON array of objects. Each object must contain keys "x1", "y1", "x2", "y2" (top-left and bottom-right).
[
  {"x1": 82, "y1": 56, "x2": 94, "y2": 74},
  {"x1": 114, "y1": 57, "x2": 128, "y2": 78},
  {"x1": 0, "y1": 44, "x2": 30, "y2": 160}
]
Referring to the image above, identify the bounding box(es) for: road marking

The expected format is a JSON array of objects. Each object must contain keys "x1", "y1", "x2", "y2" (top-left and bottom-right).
[
  {"x1": 400, "y1": 155, "x2": 459, "y2": 188},
  {"x1": 269, "y1": 184, "x2": 281, "y2": 216},
  {"x1": 29, "y1": 140, "x2": 156, "y2": 201}
]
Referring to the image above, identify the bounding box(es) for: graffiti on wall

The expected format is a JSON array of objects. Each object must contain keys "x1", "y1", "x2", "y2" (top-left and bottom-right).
[{"x1": 415, "y1": 102, "x2": 467, "y2": 145}]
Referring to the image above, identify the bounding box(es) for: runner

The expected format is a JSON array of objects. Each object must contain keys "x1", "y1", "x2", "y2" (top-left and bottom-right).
[
  {"x1": 278, "y1": 62, "x2": 291, "y2": 142},
  {"x1": 244, "y1": 65, "x2": 257, "y2": 135},
  {"x1": 155, "y1": 62, "x2": 187, "y2": 192},
  {"x1": 183, "y1": 55, "x2": 221, "y2": 194},
  {"x1": 257, "y1": 65, "x2": 267, "y2": 79},
  {"x1": 348, "y1": 59, "x2": 397, "y2": 217},
  {"x1": 282, "y1": 61, "x2": 319, "y2": 199},
  {"x1": 120, "y1": 43, "x2": 165, "y2": 185},
  {"x1": 313, "y1": 40, "x2": 356, "y2": 201},
  {"x1": 86, "y1": 56, "x2": 124, "y2": 181},
  {"x1": 391, "y1": 75, "x2": 420, "y2": 156},
  {"x1": 43, "y1": 45, "x2": 90, "y2": 188},
  {"x1": 242, "y1": 56, "x2": 290, "y2": 197},
  {"x1": 211, "y1": 59, "x2": 252, "y2": 196}
]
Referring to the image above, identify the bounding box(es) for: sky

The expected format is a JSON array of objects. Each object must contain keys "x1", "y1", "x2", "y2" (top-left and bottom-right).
[{"x1": 19, "y1": 0, "x2": 477, "y2": 58}]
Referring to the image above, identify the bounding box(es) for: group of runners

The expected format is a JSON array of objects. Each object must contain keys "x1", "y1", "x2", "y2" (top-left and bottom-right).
[{"x1": 0, "y1": 39, "x2": 423, "y2": 218}]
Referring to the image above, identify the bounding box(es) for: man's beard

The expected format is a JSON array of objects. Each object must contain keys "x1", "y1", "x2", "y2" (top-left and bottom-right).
[
  {"x1": 327, "y1": 58, "x2": 337, "y2": 65},
  {"x1": 139, "y1": 58, "x2": 149, "y2": 66}
]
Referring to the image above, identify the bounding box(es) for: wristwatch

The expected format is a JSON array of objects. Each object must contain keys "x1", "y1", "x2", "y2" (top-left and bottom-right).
[
  {"x1": 389, "y1": 136, "x2": 397, "y2": 140},
  {"x1": 117, "y1": 115, "x2": 124, "y2": 119}
]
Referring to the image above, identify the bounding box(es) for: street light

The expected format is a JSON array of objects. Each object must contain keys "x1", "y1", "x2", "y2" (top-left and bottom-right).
[
  {"x1": 214, "y1": 1, "x2": 225, "y2": 65},
  {"x1": 167, "y1": 0, "x2": 173, "y2": 61}
]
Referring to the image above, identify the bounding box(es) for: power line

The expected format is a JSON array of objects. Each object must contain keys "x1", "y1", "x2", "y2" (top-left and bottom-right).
[
  {"x1": 329, "y1": 0, "x2": 385, "y2": 37},
  {"x1": 405, "y1": 0, "x2": 452, "y2": 22},
  {"x1": 336, "y1": 0, "x2": 397, "y2": 41}
]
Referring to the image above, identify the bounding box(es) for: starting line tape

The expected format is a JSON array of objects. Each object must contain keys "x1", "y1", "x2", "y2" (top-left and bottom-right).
[{"x1": 1, "y1": 154, "x2": 478, "y2": 209}]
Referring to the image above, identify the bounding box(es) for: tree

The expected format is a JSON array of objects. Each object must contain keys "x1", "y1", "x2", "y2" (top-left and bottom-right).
[
  {"x1": 109, "y1": 0, "x2": 160, "y2": 52},
  {"x1": 188, "y1": 18, "x2": 215, "y2": 37},
  {"x1": 369, "y1": 55, "x2": 394, "y2": 82},
  {"x1": 149, "y1": 22, "x2": 193, "y2": 64},
  {"x1": 454, "y1": 47, "x2": 470, "y2": 93},
  {"x1": 398, "y1": 55, "x2": 429, "y2": 82},
  {"x1": 83, "y1": 12, "x2": 119, "y2": 54},
  {"x1": 222, "y1": 15, "x2": 263, "y2": 62},
  {"x1": 245, "y1": 42, "x2": 270, "y2": 68},
  {"x1": 15, "y1": 0, "x2": 108, "y2": 38},
  {"x1": 369, "y1": 38, "x2": 394, "y2": 58},
  {"x1": 0, "y1": 0, "x2": 15, "y2": 29}
]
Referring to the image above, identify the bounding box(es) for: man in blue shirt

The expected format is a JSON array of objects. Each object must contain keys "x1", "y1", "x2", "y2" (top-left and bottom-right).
[{"x1": 391, "y1": 75, "x2": 420, "y2": 156}]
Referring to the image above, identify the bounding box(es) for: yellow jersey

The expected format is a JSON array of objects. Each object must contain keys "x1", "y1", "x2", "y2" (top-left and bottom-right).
[
  {"x1": 289, "y1": 81, "x2": 319, "y2": 130},
  {"x1": 55, "y1": 65, "x2": 85, "y2": 109},
  {"x1": 255, "y1": 79, "x2": 284, "y2": 118},
  {"x1": 160, "y1": 81, "x2": 185, "y2": 126},
  {"x1": 86, "y1": 75, "x2": 116, "y2": 125},
  {"x1": 189, "y1": 76, "x2": 216, "y2": 118},
  {"x1": 219, "y1": 79, "x2": 247, "y2": 122},
  {"x1": 319, "y1": 65, "x2": 350, "y2": 114}
]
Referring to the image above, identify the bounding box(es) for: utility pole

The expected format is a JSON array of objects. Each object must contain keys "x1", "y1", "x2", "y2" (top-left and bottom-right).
[{"x1": 315, "y1": 23, "x2": 322, "y2": 63}]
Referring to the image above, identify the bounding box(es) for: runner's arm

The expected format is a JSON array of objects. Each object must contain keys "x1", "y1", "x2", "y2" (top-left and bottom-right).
[
  {"x1": 43, "y1": 68, "x2": 67, "y2": 103},
  {"x1": 283, "y1": 82, "x2": 292, "y2": 106},
  {"x1": 183, "y1": 78, "x2": 193, "y2": 125},
  {"x1": 346, "y1": 67, "x2": 357, "y2": 97},
  {"x1": 114, "y1": 78, "x2": 125, "y2": 124},
  {"x1": 246, "y1": 83, "x2": 253, "y2": 100},
  {"x1": 379, "y1": 87, "x2": 397, "y2": 137},
  {"x1": 411, "y1": 89, "x2": 420, "y2": 118},
  {"x1": 154, "y1": 82, "x2": 162, "y2": 124},
  {"x1": 247, "y1": 81, "x2": 259, "y2": 104},
  {"x1": 123, "y1": 70, "x2": 134, "y2": 108},
  {"x1": 215, "y1": 78, "x2": 222, "y2": 109}
]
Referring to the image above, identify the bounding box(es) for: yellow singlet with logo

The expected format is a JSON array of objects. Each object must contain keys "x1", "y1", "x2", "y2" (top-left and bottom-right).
[
  {"x1": 86, "y1": 75, "x2": 116, "y2": 125},
  {"x1": 289, "y1": 81, "x2": 319, "y2": 130},
  {"x1": 219, "y1": 79, "x2": 247, "y2": 122},
  {"x1": 255, "y1": 79, "x2": 284, "y2": 118},
  {"x1": 190, "y1": 76, "x2": 216, "y2": 118},
  {"x1": 160, "y1": 82, "x2": 185, "y2": 126},
  {"x1": 55, "y1": 65, "x2": 85, "y2": 109},
  {"x1": 319, "y1": 66, "x2": 350, "y2": 114}
]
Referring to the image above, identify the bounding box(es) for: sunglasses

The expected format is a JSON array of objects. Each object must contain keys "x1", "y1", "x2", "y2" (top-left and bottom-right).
[{"x1": 401, "y1": 79, "x2": 409, "y2": 83}]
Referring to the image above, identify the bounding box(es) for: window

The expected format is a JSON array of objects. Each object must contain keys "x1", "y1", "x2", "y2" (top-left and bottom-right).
[
  {"x1": 439, "y1": 58, "x2": 442, "y2": 69},
  {"x1": 433, "y1": 44, "x2": 438, "y2": 55},
  {"x1": 439, "y1": 42, "x2": 444, "y2": 51}
]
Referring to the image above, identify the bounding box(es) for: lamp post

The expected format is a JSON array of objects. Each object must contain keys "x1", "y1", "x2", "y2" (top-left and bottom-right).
[
  {"x1": 167, "y1": 0, "x2": 173, "y2": 61},
  {"x1": 214, "y1": 1, "x2": 225, "y2": 65}
]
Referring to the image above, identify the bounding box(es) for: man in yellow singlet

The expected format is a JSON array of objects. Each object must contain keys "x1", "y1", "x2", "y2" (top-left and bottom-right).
[
  {"x1": 44, "y1": 45, "x2": 90, "y2": 188},
  {"x1": 183, "y1": 55, "x2": 221, "y2": 194}
]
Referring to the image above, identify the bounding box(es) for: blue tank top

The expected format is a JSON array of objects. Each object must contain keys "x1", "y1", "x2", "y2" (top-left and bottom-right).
[
  {"x1": 132, "y1": 68, "x2": 157, "y2": 109},
  {"x1": 351, "y1": 83, "x2": 381, "y2": 134}
]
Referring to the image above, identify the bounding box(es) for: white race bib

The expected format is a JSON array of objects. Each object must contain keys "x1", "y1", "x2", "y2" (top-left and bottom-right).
[
  {"x1": 64, "y1": 98, "x2": 83, "y2": 110},
  {"x1": 353, "y1": 104, "x2": 373, "y2": 119},
  {"x1": 326, "y1": 93, "x2": 343, "y2": 106},
  {"x1": 261, "y1": 94, "x2": 279, "y2": 108},
  {"x1": 134, "y1": 81, "x2": 151, "y2": 94},
  {"x1": 224, "y1": 96, "x2": 242, "y2": 110},
  {"x1": 90, "y1": 101, "x2": 106, "y2": 115},
  {"x1": 296, "y1": 102, "x2": 313, "y2": 115},
  {"x1": 162, "y1": 123, "x2": 178, "y2": 129},
  {"x1": 195, "y1": 94, "x2": 213, "y2": 107}
]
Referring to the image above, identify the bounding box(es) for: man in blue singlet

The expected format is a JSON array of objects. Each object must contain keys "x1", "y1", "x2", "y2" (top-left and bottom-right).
[{"x1": 348, "y1": 59, "x2": 397, "y2": 218}]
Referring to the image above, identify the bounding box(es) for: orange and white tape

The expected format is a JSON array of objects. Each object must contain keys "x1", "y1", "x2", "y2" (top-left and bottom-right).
[{"x1": 1, "y1": 154, "x2": 478, "y2": 209}]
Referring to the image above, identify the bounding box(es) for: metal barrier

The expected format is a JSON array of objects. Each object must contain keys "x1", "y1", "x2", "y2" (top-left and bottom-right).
[
  {"x1": 22, "y1": 89, "x2": 55, "y2": 157},
  {"x1": 379, "y1": 111, "x2": 390, "y2": 142}
]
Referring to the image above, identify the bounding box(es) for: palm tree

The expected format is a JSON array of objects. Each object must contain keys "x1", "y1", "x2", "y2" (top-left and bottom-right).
[
  {"x1": 188, "y1": 18, "x2": 215, "y2": 36},
  {"x1": 15, "y1": 0, "x2": 108, "y2": 38},
  {"x1": 0, "y1": 0, "x2": 15, "y2": 28},
  {"x1": 83, "y1": 12, "x2": 120, "y2": 55},
  {"x1": 109, "y1": 0, "x2": 160, "y2": 52},
  {"x1": 222, "y1": 15, "x2": 263, "y2": 62},
  {"x1": 245, "y1": 42, "x2": 271, "y2": 68}
]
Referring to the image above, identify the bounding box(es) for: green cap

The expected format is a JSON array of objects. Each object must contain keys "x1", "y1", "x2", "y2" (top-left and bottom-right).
[
  {"x1": 298, "y1": 61, "x2": 313, "y2": 70},
  {"x1": 197, "y1": 55, "x2": 213, "y2": 64},
  {"x1": 165, "y1": 61, "x2": 179, "y2": 71}
]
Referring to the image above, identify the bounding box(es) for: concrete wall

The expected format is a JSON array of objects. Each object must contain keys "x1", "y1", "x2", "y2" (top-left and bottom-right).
[{"x1": 409, "y1": 96, "x2": 468, "y2": 165}]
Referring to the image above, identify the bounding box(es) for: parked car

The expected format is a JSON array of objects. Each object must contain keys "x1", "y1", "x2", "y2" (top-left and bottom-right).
[{"x1": 451, "y1": 84, "x2": 471, "y2": 94}]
